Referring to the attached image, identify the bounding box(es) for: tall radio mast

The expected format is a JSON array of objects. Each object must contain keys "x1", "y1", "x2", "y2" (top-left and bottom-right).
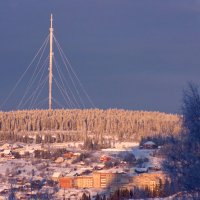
[{"x1": 49, "y1": 14, "x2": 53, "y2": 110}]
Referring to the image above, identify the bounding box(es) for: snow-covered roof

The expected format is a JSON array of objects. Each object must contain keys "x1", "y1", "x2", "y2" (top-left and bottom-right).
[
  {"x1": 96, "y1": 164, "x2": 105, "y2": 168},
  {"x1": 144, "y1": 141, "x2": 156, "y2": 146},
  {"x1": 52, "y1": 172, "x2": 61, "y2": 178},
  {"x1": 1, "y1": 143, "x2": 10, "y2": 149},
  {"x1": 55, "y1": 157, "x2": 64, "y2": 163},
  {"x1": 19, "y1": 150, "x2": 25, "y2": 155},
  {"x1": 3, "y1": 149, "x2": 11, "y2": 155},
  {"x1": 74, "y1": 152, "x2": 81, "y2": 156},
  {"x1": 28, "y1": 149, "x2": 35, "y2": 154},
  {"x1": 135, "y1": 167, "x2": 148, "y2": 173},
  {"x1": 94, "y1": 169, "x2": 125, "y2": 174}
]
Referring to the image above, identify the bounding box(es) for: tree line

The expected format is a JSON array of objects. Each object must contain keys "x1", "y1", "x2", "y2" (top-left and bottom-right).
[{"x1": 0, "y1": 109, "x2": 181, "y2": 142}]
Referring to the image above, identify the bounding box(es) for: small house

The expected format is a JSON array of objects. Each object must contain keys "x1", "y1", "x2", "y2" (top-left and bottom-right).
[
  {"x1": 1, "y1": 143, "x2": 10, "y2": 150},
  {"x1": 51, "y1": 172, "x2": 61, "y2": 181},
  {"x1": 143, "y1": 141, "x2": 157, "y2": 149},
  {"x1": 100, "y1": 155, "x2": 111, "y2": 162},
  {"x1": 135, "y1": 167, "x2": 148, "y2": 173},
  {"x1": 2, "y1": 149, "x2": 13, "y2": 158},
  {"x1": 63, "y1": 152, "x2": 74, "y2": 159},
  {"x1": 55, "y1": 157, "x2": 64, "y2": 163}
]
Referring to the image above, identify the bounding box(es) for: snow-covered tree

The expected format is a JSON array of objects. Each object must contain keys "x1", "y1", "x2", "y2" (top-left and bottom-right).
[
  {"x1": 0, "y1": 109, "x2": 180, "y2": 143},
  {"x1": 164, "y1": 83, "x2": 200, "y2": 192}
]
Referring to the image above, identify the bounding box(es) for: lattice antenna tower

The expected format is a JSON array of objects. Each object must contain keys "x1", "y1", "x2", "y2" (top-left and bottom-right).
[{"x1": 49, "y1": 14, "x2": 53, "y2": 110}]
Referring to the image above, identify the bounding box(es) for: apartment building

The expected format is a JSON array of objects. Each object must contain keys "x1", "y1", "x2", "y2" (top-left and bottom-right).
[
  {"x1": 75, "y1": 176, "x2": 93, "y2": 188},
  {"x1": 131, "y1": 173, "x2": 167, "y2": 191},
  {"x1": 59, "y1": 171, "x2": 133, "y2": 189}
]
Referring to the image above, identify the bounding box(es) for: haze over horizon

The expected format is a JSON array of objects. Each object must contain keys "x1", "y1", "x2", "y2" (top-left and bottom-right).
[{"x1": 1, "y1": 1, "x2": 200, "y2": 113}]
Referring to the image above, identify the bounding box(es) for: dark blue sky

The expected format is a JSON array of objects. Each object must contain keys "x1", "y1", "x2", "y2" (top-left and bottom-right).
[{"x1": 0, "y1": 0, "x2": 200, "y2": 113}]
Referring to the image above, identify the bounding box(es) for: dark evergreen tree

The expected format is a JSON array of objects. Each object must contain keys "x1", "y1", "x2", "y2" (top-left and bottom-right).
[
  {"x1": 8, "y1": 186, "x2": 17, "y2": 200},
  {"x1": 81, "y1": 193, "x2": 90, "y2": 200},
  {"x1": 102, "y1": 194, "x2": 106, "y2": 200},
  {"x1": 95, "y1": 194, "x2": 101, "y2": 200}
]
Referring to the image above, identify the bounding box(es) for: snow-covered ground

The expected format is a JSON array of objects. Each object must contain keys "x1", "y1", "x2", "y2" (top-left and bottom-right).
[
  {"x1": 0, "y1": 141, "x2": 165, "y2": 199},
  {"x1": 56, "y1": 188, "x2": 103, "y2": 200}
]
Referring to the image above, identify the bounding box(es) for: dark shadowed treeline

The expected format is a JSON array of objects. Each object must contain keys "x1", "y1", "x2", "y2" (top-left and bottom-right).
[
  {"x1": 0, "y1": 109, "x2": 181, "y2": 142},
  {"x1": 164, "y1": 83, "x2": 200, "y2": 192}
]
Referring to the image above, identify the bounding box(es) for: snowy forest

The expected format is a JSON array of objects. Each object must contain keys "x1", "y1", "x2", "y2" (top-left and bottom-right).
[{"x1": 0, "y1": 109, "x2": 180, "y2": 143}]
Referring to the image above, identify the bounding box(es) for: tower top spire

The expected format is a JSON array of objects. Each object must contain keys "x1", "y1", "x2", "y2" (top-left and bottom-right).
[{"x1": 50, "y1": 14, "x2": 53, "y2": 29}]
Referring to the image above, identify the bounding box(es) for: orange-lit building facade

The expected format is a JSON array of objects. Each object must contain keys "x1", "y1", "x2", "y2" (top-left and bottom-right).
[
  {"x1": 131, "y1": 173, "x2": 168, "y2": 191},
  {"x1": 75, "y1": 176, "x2": 93, "y2": 188},
  {"x1": 59, "y1": 172, "x2": 167, "y2": 190},
  {"x1": 59, "y1": 177, "x2": 74, "y2": 188}
]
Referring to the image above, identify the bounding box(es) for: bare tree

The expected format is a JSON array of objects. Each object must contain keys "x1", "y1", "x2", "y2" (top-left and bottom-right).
[{"x1": 164, "y1": 83, "x2": 200, "y2": 192}]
